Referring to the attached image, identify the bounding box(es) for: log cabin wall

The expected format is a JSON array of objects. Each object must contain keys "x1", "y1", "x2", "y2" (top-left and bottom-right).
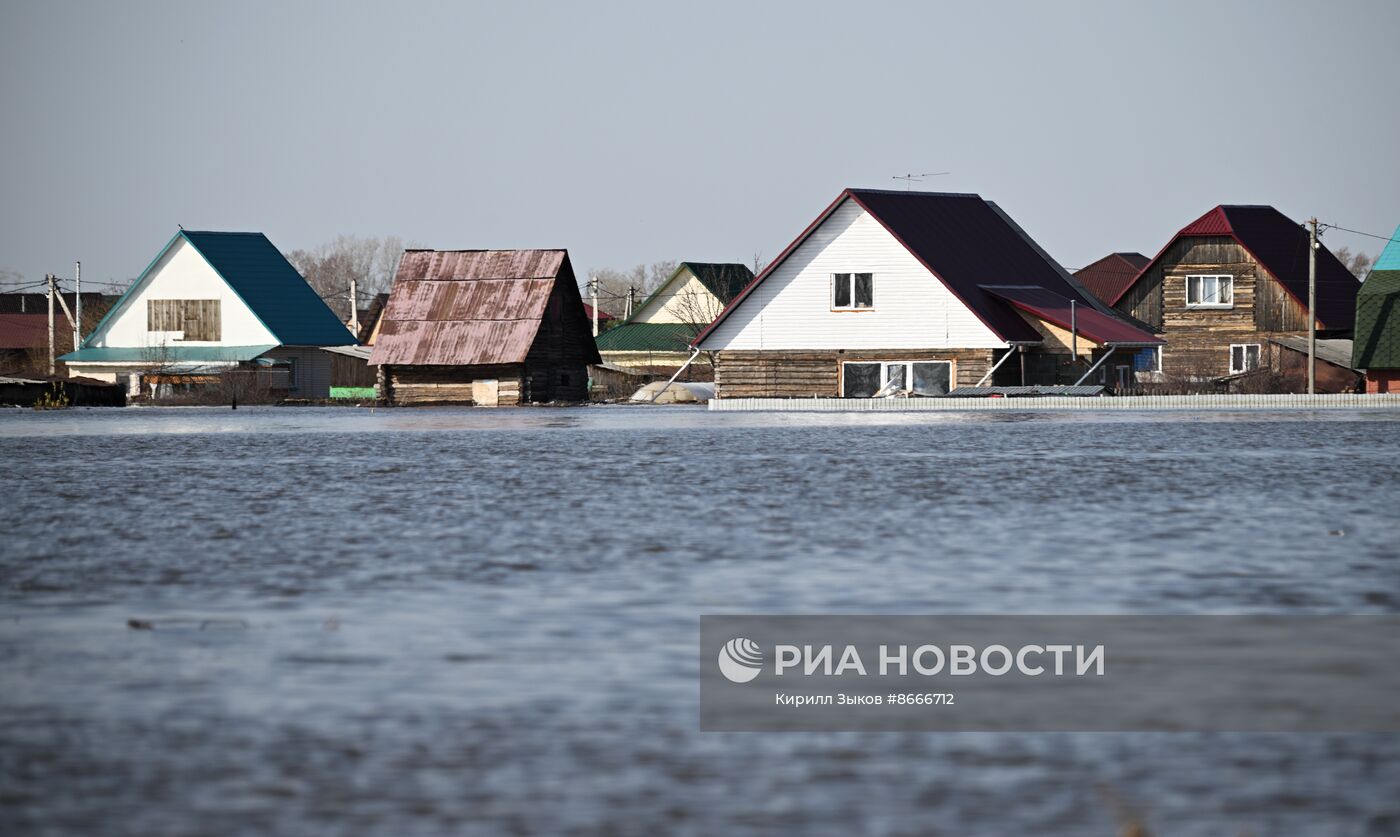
[
  {"x1": 522, "y1": 279, "x2": 597, "y2": 403},
  {"x1": 714, "y1": 349, "x2": 994, "y2": 398},
  {"x1": 1115, "y1": 237, "x2": 1311, "y2": 380},
  {"x1": 383, "y1": 364, "x2": 525, "y2": 405}
]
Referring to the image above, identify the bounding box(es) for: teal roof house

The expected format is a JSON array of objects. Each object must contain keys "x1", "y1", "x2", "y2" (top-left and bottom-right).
[{"x1": 61, "y1": 230, "x2": 354, "y2": 398}]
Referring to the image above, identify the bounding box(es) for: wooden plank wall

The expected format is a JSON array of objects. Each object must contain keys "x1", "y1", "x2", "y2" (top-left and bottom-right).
[
  {"x1": 1115, "y1": 237, "x2": 1314, "y2": 379},
  {"x1": 715, "y1": 349, "x2": 994, "y2": 398},
  {"x1": 147, "y1": 299, "x2": 221, "y2": 341},
  {"x1": 384, "y1": 364, "x2": 525, "y2": 405}
]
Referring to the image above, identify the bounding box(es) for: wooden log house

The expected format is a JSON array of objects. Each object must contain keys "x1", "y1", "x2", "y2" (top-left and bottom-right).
[
  {"x1": 1109, "y1": 205, "x2": 1361, "y2": 388},
  {"x1": 694, "y1": 189, "x2": 1161, "y2": 397},
  {"x1": 369, "y1": 249, "x2": 600, "y2": 406}
]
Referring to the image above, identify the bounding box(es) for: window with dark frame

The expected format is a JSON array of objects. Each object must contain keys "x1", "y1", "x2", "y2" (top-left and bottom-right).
[
  {"x1": 832, "y1": 273, "x2": 874, "y2": 310},
  {"x1": 841, "y1": 360, "x2": 951, "y2": 397}
]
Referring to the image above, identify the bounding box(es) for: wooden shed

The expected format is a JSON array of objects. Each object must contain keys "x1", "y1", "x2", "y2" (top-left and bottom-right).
[{"x1": 369, "y1": 249, "x2": 600, "y2": 406}]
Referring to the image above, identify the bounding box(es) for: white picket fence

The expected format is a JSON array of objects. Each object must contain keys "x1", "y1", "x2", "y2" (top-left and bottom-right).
[{"x1": 709, "y1": 394, "x2": 1400, "y2": 412}]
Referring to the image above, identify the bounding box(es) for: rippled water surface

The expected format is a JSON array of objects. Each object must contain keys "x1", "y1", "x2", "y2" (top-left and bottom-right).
[{"x1": 3, "y1": 405, "x2": 1399, "y2": 835}]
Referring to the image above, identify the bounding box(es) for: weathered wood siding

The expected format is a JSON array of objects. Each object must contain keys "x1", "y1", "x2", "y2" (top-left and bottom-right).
[
  {"x1": 700, "y1": 198, "x2": 1005, "y2": 351},
  {"x1": 1114, "y1": 237, "x2": 1314, "y2": 380},
  {"x1": 383, "y1": 364, "x2": 525, "y2": 405},
  {"x1": 147, "y1": 299, "x2": 221, "y2": 341},
  {"x1": 715, "y1": 349, "x2": 994, "y2": 398},
  {"x1": 263, "y1": 346, "x2": 333, "y2": 399},
  {"x1": 522, "y1": 279, "x2": 596, "y2": 402}
]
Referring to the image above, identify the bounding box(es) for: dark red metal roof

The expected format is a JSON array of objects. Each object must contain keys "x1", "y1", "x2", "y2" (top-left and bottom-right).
[
  {"x1": 0, "y1": 313, "x2": 50, "y2": 350},
  {"x1": 1111, "y1": 206, "x2": 1360, "y2": 329},
  {"x1": 582, "y1": 302, "x2": 614, "y2": 322},
  {"x1": 1073, "y1": 252, "x2": 1150, "y2": 305},
  {"x1": 369, "y1": 249, "x2": 599, "y2": 367},
  {"x1": 697, "y1": 189, "x2": 1138, "y2": 346},
  {"x1": 981, "y1": 286, "x2": 1162, "y2": 346}
]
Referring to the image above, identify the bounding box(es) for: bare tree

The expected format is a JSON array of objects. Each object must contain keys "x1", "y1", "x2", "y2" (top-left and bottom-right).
[
  {"x1": 581, "y1": 261, "x2": 678, "y2": 317},
  {"x1": 1330, "y1": 246, "x2": 1373, "y2": 279},
  {"x1": 284, "y1": 235, "x2": 416, "y2": 322}
]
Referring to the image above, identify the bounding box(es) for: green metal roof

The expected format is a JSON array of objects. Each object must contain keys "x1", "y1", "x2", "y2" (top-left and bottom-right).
[
  {"x1": 1353, "y1": 269, "x2": 1400, "y2": 370},
  {"x1": 60, "y1": 345, "x2": 277, "y2": 363},
  {"x1": 595, "y1": 322, "x2": 698, "y2": 353},
  {"x1": 181, "y1": 232, "x2": 354, "y2": 346}
]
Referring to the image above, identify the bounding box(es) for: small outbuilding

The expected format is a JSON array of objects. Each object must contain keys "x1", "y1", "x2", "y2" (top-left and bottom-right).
[{"x1": 369, "y1": 249, "x2": 600, "y2": 405}]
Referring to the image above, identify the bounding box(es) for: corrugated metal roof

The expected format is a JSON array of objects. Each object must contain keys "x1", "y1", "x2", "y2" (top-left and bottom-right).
[
  {"x1": 981, "y1": 285, "x2": 1162, "y2": 346},
  {"x1": 369, "y1": 249, "x2": 601, "y2": 367},
  {"x1": 697, "y1": 189, "x2": 1137, "y2": 347},
  {"x1": 181, "y1": 232, "x2": 356, "y2": 346},
  {"x1": 1112, "y1": 206, "x2": 1360, "y2": 329},
  {"x1": 1073, "y1": 253, "x2": 1150, "y2": 304},
  {"x1": 0, "y1": 313, "x2": 50, "y2": 349},
  {"x1": 596, "y1": 322, "x2": 697, "y2": 352}
]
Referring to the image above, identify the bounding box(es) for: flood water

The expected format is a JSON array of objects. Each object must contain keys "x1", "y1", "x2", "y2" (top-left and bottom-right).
[{"x1": 2, "y1": 405, "x2": 1399, "y2": 835}]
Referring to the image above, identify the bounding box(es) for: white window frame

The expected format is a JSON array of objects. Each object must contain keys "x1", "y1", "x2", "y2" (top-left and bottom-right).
[
  {"x1": 1136, "y1": 346, "x2": 1162, "y2": 374},
  {"x1": 840, "y1": 359, "x2": 953, "y2": 396},
  {"x1": 831, "y1": 272, "x2": 875, "y2": 311},
  {"x1": 1185, "y1": 274, "x2": 1234, "y2": 309},
  {"x1": 1229, "y1": 343, "x2": 1260, "y2": 374}
]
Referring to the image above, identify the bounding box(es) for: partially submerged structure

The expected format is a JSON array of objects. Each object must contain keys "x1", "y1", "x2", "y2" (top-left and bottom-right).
[
  {"x1": 1353, "y1": 223, "x2": 1400, "y2": 393},
  {"x1": 369, "y1": 249, "x2": 600, "y2": 405},
  {"x1": 693, "y1": 189, "x2": 1160, "y2": 398},
  {"x1": 597, "y1": 262, "x2": 753, "y2": 374},
  {"x1": 1109, "y1": 206, "x2": 1361, "y2": 388},
  {"x1": 61, "y1": 230, "x2": 356, "y2": 398}
]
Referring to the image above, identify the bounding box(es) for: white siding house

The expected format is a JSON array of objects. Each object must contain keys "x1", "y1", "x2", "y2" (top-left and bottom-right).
[
  {"x1": 63, "y1": 230, "x2": 354, "y2": 399},
  {"x1": 696, "y1": 189, "x2": 1160, "y2": 398}
]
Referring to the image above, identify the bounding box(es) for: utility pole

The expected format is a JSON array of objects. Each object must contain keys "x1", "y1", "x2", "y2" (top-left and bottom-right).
[
  {"x1": 1308, "y1": 218, "x2": 1318, "y2": 395},
  {"x1": 74, "y1": 261, "x2": 82, "y2": 348},
  {"x1": 625, "y1": 286, "x2": 636, "y2": 320},
  {"x1": 349, "y1": 274, "x2": 360, "y2": 337},
  {"x1": 590, "y1": 277, "x2": 599, "y2": 337},
  {"x1": 1070, "y1": 299, "x2": 1078, "y2": 363},
  {"x1": 47, "y1": 274, "x2": 56, "y2": 376}
]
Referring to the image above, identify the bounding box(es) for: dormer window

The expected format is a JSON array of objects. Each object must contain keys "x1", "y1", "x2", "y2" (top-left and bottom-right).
[
  {"x1": 1185, "y1": 274, "x2": 1233, "y2": 309},
  {"x1": 832, "y1": 273, "x2": 874, "y2": 310}
]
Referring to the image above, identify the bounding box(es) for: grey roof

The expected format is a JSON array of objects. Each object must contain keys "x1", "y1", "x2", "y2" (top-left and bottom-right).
[{"x1": 1269, "y1": 336, "x2": 1356, "y2": 370}]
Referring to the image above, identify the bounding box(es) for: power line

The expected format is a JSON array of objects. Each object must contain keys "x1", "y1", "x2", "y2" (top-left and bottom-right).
[{"x1": 1317, "y1": 223, "x2": 1399, "y2": 245}]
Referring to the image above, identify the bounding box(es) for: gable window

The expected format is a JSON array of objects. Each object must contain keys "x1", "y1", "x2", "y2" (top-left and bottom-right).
[
  {"x1": 147, "y1": 299, "x2": 221, "y2": 341},
  {"x1": 832, "y1": 273, "x2": 874, "y2": 310},
  {"x1": 1185, "y1": 274, "x2": 1233, "y2": 309},
  {"x1": 1229, "y1": 344, "x2": 1260, "y2": 374},
  {"x1": 841, "y1": 360, "x2": 951, "y2": 397}
]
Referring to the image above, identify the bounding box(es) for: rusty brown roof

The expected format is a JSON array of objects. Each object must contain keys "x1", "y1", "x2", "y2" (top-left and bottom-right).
[
  {"x1": 369, "y1": 249, "x2": 570, "y2": 366},
  {"x1": 1073, "y1": 252, "x2": 1150, "y2": 305}
]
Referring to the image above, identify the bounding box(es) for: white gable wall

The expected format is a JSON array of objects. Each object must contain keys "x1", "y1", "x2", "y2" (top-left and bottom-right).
[
  {"x1": 632, "y1": 268, "x2": 725, "y2": 324},
  {"x1": 87, "y1": 236, "x2": 278, "y2": 349},
  {"x1": 699, "y1": 198, "x2": 1005, "y2": 351}
]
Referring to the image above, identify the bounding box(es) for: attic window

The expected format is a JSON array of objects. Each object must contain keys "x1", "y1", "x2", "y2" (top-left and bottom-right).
[
  {"x1": 832, "y1": 273, "x2": 874, "y2": 310},
  {"x1": 147, "y1": 299, "x2": 221, "y2": 341},
  {"x1": 1185, "y1": 274, "x2": 1233, "y2": 309}
]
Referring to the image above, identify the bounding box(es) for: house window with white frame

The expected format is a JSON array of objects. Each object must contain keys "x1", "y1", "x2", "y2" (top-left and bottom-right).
[
  {"x1": 841, "y1": 360, "x2": 951, "y2": 397},
  {"x1": 832, "y1": 273, "x2": 874, "y2": 310},
  {"x1": 1185, "y1": 274, "x2": 1233, "y2": 308},
  {"x1": 1229, "y1": 343, "x2": 1260, "y2": 374},
  {"x1": 1133, "y1": 346, "x2": 1162, "y2": 374}
]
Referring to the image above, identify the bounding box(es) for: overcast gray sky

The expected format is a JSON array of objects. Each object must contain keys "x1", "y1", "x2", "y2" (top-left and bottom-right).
[{"x1": 2, "y1": 0, "x2": 1396, "y2": 289}]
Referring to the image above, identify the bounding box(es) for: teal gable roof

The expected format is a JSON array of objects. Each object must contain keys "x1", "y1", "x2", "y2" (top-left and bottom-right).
[
  {"x1": 180, "y1": 232, "x2": 354, "y2": 346},
  {"x1": 61, "y1": 345, "x2": 277, "y2": 363},
  {"x1": 1374, "y1": 224, "x2": 1400, "y2": 271}
]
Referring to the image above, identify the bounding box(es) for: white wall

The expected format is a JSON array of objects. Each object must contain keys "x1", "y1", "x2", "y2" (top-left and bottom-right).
[
  {"x1": 633, "y1": 269, "x2": 724, "y2": 324},
  {"x1": 700, "y1": 198, "x2": 1005, "y2": 351},
  {"x1": 87, "y1": 236, "x2": 278, "y2": 349}
]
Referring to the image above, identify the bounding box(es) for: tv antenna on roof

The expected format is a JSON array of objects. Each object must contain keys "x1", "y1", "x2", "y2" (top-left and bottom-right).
[{"x1": 892, "y1": 172, "x2": 950, "y2": 190}]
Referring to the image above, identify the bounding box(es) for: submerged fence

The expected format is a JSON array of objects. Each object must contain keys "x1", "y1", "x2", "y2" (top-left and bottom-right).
[{"x1": 709, "y1": 394, "x2": 1400, "y2": 412}]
